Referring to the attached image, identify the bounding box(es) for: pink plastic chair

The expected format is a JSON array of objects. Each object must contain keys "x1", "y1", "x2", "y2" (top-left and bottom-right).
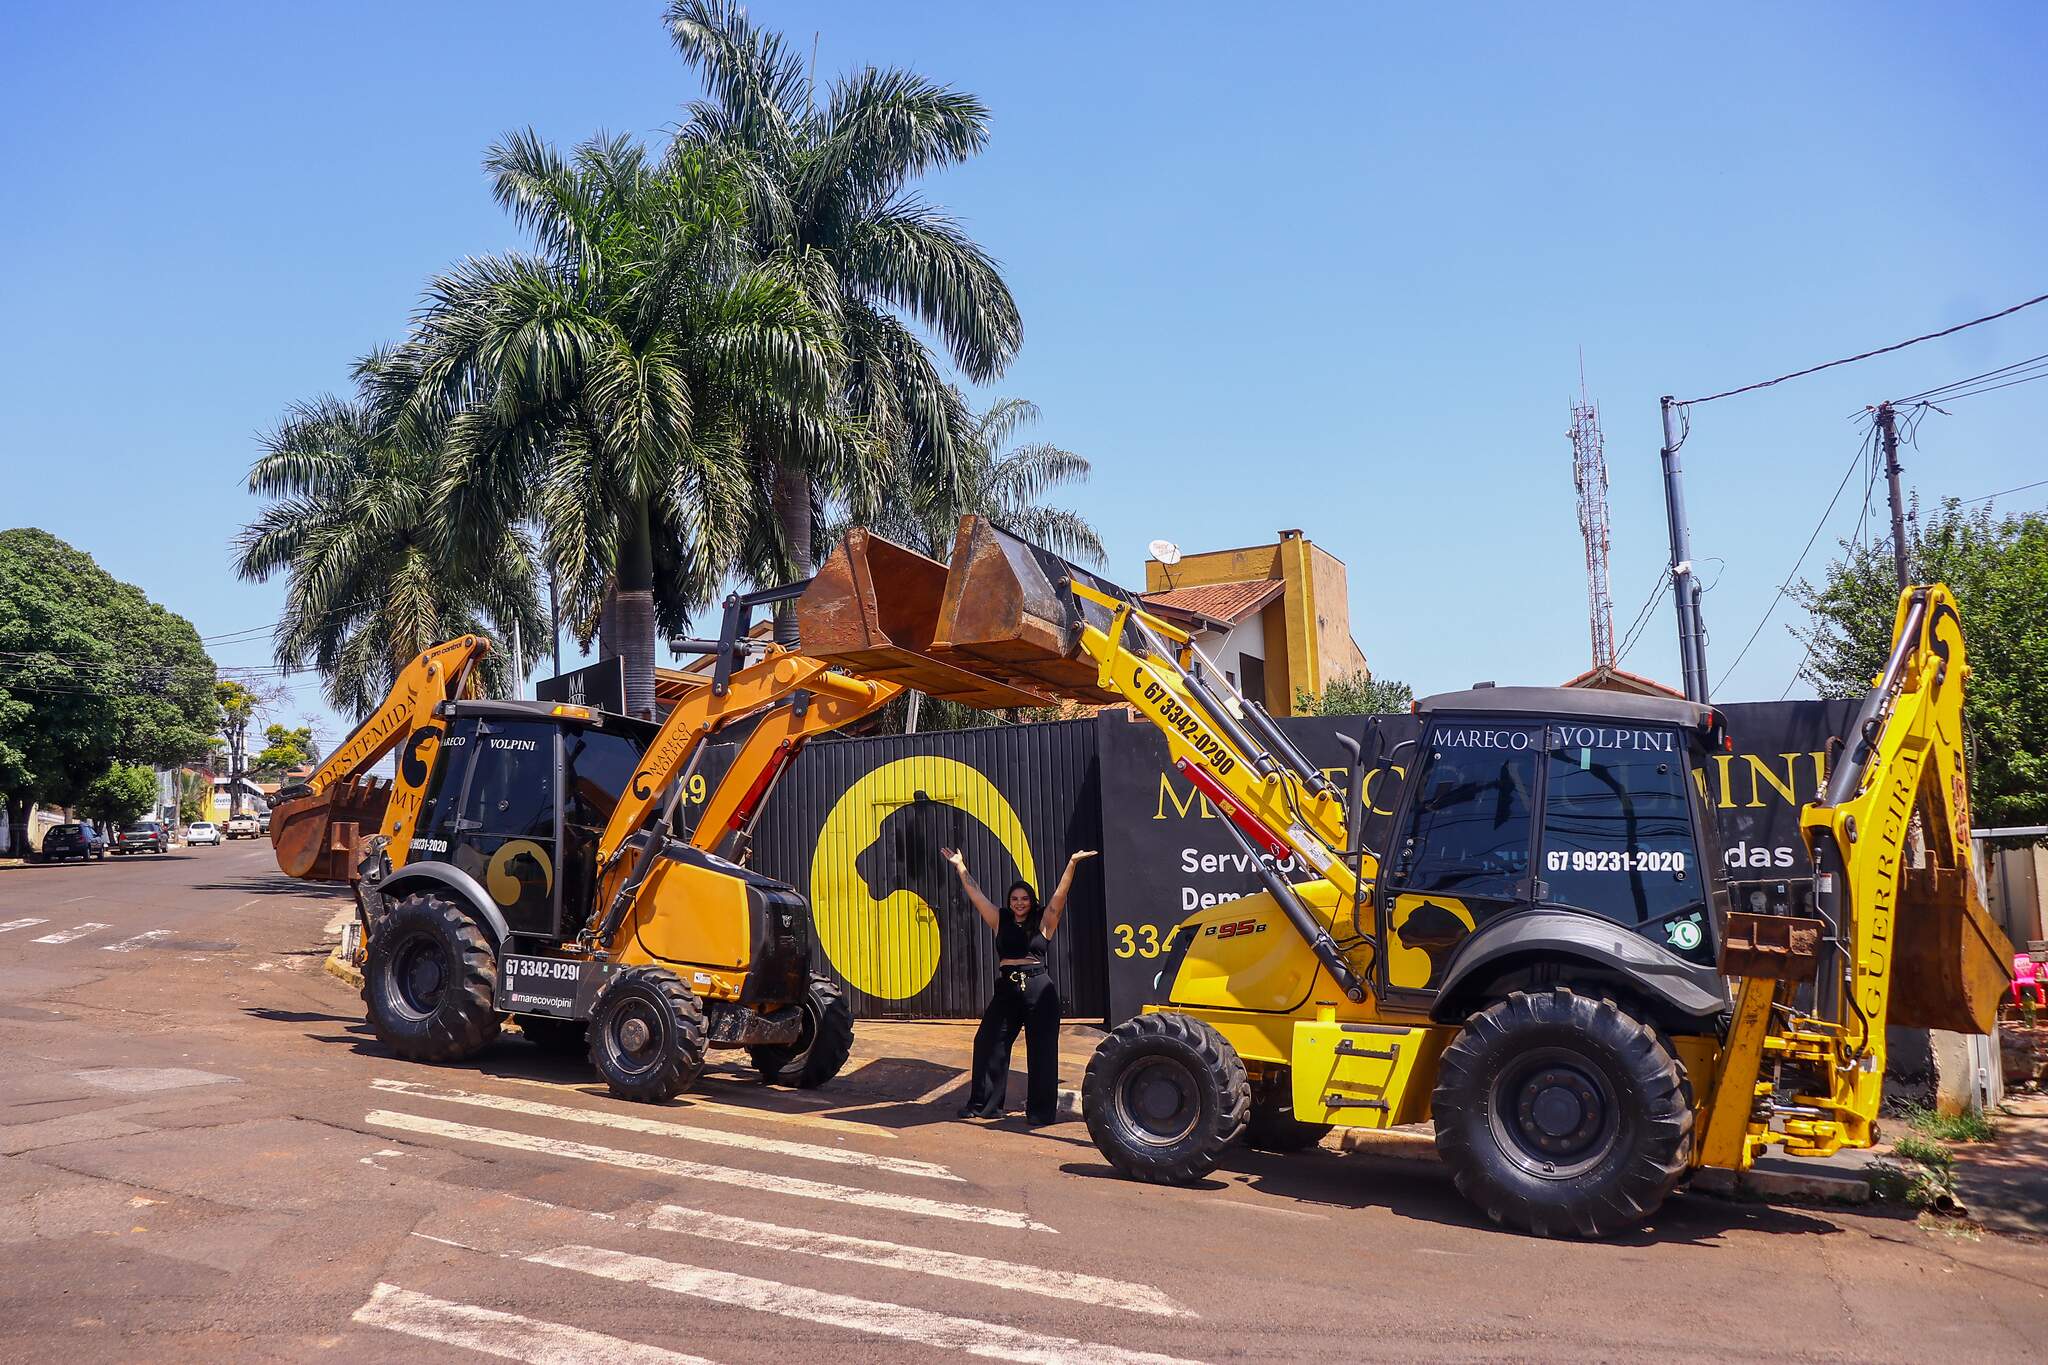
[{"x1": 2013, "y1": 953, "x2": 2045, "y2": 1009}]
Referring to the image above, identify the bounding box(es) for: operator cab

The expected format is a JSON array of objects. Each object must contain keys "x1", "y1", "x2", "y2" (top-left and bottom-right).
[
  {"x1": 405, "y1": 699, "x2": 659, "y2": 946},
  {"x1": 1371, "y1": 686, "x2": 1731, "y2": 1029}
]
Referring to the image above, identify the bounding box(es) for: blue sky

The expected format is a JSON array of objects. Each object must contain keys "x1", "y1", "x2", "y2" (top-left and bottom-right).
[{"x1": 3, "y1": 2, "x2": 2044, "y2": 751}]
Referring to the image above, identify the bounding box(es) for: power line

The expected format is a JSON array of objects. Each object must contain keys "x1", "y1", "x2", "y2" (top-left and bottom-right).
[
  {"x1": 1677, "y1": 291, "x2": 2048, "y2": 406},
  {"x1": 1714, "y1": 432, "x2": 1872, "y2": 693},
  {"x1": 1961, "y1": 476, "x2": 2048, "y2": 504},
  {"x1": 1614, "y1": 568, "x2": 1672, "y2": 665},
  {"x1": 1897, "y1": 351, "x2": 2048, "y2": 404}
]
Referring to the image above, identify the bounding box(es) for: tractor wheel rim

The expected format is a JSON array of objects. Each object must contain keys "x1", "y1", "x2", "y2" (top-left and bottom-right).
[
  {"x1": 1489, "y1": 1046, "x2": 1619, "y2": 1179},
  {"x1": 393, "y1": 937, "x2": 447, "y2": 1017},
  {"x1": 608, "y1": 998, "x2": 666, "y2": 1076},
  {"x1": 1117, "y1": 1056, "x2": 1201, "y2": 1146}
]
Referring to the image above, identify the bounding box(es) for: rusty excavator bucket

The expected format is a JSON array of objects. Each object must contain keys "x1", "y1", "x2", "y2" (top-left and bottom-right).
[
  {"x1": 798, "y1": 529, "x2": 1064, "y2": 709},
  {"x1": 929, "y1": 516, "x2": 1130, "y2": 705},
  {"x1": 1891, "y1": 865, "x2": 2013, "y2": 1034},
  {"x1": 270, "y1": 775, "x2": 392, "y2": 882}
]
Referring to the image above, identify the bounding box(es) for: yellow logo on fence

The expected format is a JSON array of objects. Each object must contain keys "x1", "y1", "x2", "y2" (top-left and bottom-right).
[{"x1": 809, "y1": 756, "x2": 1037, "y2": 1001}]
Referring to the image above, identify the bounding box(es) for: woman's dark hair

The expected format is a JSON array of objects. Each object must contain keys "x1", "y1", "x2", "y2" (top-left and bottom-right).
[{"x1": 1005, "y1": 880, "x2": 1040, "y2": 914}]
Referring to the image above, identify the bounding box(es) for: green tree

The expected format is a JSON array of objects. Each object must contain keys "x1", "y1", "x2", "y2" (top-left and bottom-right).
[
  {"x1": 234, "y1": 380, "x2": 545, "y2": 718},
  {"x1": 1296, "y1": 670, "x2": 1415, "y2": 717},
  {"x1": 215, "y1": 680, "x2": 258, "y2": 817},
  {"x1": 253, "y1": 724, "x2": 316, "y2": 776},
  {"x1": 384, "y1": 132, "x2": 844, "y2": 717},
  {"x1": 667, "y1": 0, "x2": 1022, "y2": 624},
  {"x1": 0, "y1": 530, "x2": 216, "y2": 853},
  {"x1": 80, "y1": 763, "x2": 158, "y2": 828},
  {"x1": 1793, "y1": 497, "x2": 2048, "y2": 828},
  {"x1": 853, "y1": 396, "x2": 1104, "y2": 565}
]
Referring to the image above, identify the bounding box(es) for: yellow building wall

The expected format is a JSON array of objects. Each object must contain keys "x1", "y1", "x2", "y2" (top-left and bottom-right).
[{"x1": 1144, "y1": 532, "x2": 1367, "y2": 715}]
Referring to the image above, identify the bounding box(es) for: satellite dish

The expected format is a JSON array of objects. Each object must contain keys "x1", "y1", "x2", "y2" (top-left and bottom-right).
[{"x1": 1148, "y1": 539, "x2": 1182, "y2": 566}]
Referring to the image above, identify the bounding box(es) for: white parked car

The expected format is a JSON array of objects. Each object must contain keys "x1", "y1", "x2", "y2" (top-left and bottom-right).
[{"x1": 186, "y1": 822, "x2": 222, "y2": 847}]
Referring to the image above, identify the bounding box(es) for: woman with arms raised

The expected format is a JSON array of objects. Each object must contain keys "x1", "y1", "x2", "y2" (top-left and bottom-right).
[{"x1": 941, "y1": 846, "x2": 1097, "y2": 1126}]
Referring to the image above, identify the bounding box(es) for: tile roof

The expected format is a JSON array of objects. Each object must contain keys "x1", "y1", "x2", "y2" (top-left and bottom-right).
[
  {"x1": 1141, "y1": 579, "x2": 1286, "y2": 628},
  {"x1": 1559, "y1": 663, "x2": 1686, "y2": 698}
]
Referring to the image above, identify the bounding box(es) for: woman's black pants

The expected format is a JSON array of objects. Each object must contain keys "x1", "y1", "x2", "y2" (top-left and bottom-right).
[{"x1": 964, "y1": 967, "x2": 1061, "y2": 1122}]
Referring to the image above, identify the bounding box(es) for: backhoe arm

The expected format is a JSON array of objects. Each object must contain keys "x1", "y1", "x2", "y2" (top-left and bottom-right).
[
  {"x1": 270, "y1": 634, "x2": 488, "y2": 881},
  {"x1": 1699, "y1": 584, "x2": 2012, "y2": 1169}
]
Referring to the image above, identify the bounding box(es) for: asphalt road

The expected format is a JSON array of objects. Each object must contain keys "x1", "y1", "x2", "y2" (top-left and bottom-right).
[{"x1": 2, "y1": 847, "x2": 2045, "y2": 1362}]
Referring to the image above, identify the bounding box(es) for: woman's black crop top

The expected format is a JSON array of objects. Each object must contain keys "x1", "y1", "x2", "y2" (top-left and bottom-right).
[{"x1": 996, "y1": 909, "x2": 1048, "y2": 960}]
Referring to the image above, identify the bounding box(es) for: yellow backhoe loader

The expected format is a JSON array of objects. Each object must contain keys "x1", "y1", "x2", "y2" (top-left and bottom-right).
[
  {"x1": 271, "y1": 537, "x2": 1057, "y2": 1102},
  {"x1": 930, "y1": 516, "x2": 2011, "y2": 1237}
]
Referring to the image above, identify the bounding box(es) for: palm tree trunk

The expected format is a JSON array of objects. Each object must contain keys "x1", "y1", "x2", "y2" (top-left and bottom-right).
[
  {"x1": 610, "y1": 498, "x2": 659, "y2": 720},
  {"x1": 772, "y1": 459, "x2": 812, "y2": 646}
]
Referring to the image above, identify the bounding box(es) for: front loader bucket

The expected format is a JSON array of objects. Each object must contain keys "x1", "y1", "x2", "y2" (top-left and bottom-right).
[
  {"x1": 270, "y1": 776, "x2": 391, "y2": 883},
  {"x1": 798, "y1": 529, "x2": 1056, "y2": 709},
  {"x1": 1890, "y1": 866, "x2": 2014, "y2": 1033},
  {"x1": 931, "y1": 516, "x2": 1129, "y2": 704}
]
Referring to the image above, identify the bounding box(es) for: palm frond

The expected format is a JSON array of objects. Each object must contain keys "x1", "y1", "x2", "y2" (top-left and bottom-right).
[{"x1": 838, "y1": 195, "x2": 1020, "y2": 381}]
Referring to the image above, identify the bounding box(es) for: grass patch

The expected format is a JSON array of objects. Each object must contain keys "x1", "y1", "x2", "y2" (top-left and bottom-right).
[
  {"x1": 1902, "y1": 1104, "x2": 1996, "y2": 1143},
  {"x1": 1892, "y1": 1134, "x2": 1953, "y2": 1171}
]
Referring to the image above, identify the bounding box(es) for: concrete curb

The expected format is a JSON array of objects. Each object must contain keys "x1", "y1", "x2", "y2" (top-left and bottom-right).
[
  {"x1": 324, "y1": 953, "x2": 364, "y2": 990},
  {"x1": 1690, "y1": 1166, "x2": 1872, "y2": 1204}
]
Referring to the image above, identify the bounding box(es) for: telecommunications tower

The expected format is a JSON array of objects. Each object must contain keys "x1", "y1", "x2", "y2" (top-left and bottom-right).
[{"x1": 1570, "y1": 368, "x2": 1616, "y2": 668}]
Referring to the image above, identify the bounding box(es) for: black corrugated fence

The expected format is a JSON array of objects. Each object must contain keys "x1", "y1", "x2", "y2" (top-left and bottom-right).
[{"x1": 740, "y1": 719, "x2": 1106, "y2": 1020}]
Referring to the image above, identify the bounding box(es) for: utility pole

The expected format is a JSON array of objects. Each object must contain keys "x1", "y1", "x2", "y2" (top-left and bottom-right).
[
  {"x1": 549, "y1": 572, "x2": 562, "y2": 677},
  {"x1": 511, "y1": 619, "x2": 523, "y2": 701},
  {"x1": 1658, "y1": 396, "x2": 1711, "y2": 702},
  {"x1": 1875, "y1": 401, "x2": 1910, "y2": 590}
]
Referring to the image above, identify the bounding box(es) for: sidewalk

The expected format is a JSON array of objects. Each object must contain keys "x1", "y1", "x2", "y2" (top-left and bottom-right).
[{"x1": 1952, "y1": 1092, "x2": 2048, "y2": 1237}]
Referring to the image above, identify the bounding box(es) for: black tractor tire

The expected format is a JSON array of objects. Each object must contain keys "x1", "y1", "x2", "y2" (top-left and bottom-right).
[
  {"x1": 1432, "y1": 987, "x2": 1693, "y2": 1239},
  {"x1": 1084, "y1": 1012, "x2": 1250, "y2": 1184},
  {"x1": 1244, "y1": 1075, "x2": 1334, "y2": 1154},
  {"x1": 516, "y1": 1014, "x2": 590, "y2": 1055},
  {"x1": 362, "y1": 893, "x2": 502, "y2": 1063},
  {"x1": 589, "y1": 966, "x2": 706, "y2": 1103},
  {"x1": 750, "y1": 975, "x2": 855, "y2": 1088}
]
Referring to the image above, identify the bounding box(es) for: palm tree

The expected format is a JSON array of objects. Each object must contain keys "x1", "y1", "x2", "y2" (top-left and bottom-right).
[
  {"x1": 378, "y1": 131, "x2": 849, "y2": 717},
  {"x1": 234, "y1": 384, "x2": 544, "y2": 718},
  {"x1": 666, "y1": 0, "x2": 1022, "y2": 633},
  {"x1": 853, "y1": 394, "x2": 1103, "y2": 564}
]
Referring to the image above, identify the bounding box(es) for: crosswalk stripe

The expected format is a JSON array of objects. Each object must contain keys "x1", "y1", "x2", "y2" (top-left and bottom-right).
[
  {"x1": 353, "y1": 1282, "x2": 718, "y2": 1365},
  {"x1": 497, "y1": 1073, "x2": 897, "y2": 1140},
  {"x1": 102, "y1": 929, "x2": 176, "y2": 953},
  {"x1": 365, "y1": 1110, "x2": 1053, "y2": 1232},
  {"x1": 529, "y1": 1244, "x2": 1206, "y2": 1365},
  {"x1": 371, "y1": 1078, "x2": 958, "y2": 1182},
  {"x1": 0, "y1": 919, "x2": 49, "y2": 934},
  {"x1": 31, "y1": 923, "x2": 110, "y2": 944},
  {"x1": 647, "y1": 1205, "x2": 1192, "y2": 1318}
]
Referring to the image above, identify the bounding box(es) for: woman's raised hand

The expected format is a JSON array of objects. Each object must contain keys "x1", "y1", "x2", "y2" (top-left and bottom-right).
[
  {"x1": 1068, "y1": 849, "x2": 1099, "y2": 864},
  {"x1": 940, "y1": 847, "x2": 967, "y2": 871}
]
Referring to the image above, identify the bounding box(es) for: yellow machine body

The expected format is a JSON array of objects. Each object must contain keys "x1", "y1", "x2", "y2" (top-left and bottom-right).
[{"x1": 1063, "y1": 570, "x2": 2006, "y2": 1177}]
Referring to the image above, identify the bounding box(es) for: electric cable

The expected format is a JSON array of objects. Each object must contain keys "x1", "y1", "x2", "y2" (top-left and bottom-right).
[
  {"x1": 1676, "y1": 292, "x2": 2048, "y2": 405},
  {"x1": 1895, "y1": 351, "x2": 2048, "y2": 404}
]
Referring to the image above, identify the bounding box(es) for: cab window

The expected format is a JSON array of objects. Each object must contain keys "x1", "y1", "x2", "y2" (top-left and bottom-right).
[
  {"x1": 1397, "y1": 727, "x2": 1539, "y2": 901},
  {"x1": 1540, "y1": 726, "x2": 1703, "y2": 931},
  {"x1": 412, "y1": 717, "x2": 479, "y2": 849}
]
